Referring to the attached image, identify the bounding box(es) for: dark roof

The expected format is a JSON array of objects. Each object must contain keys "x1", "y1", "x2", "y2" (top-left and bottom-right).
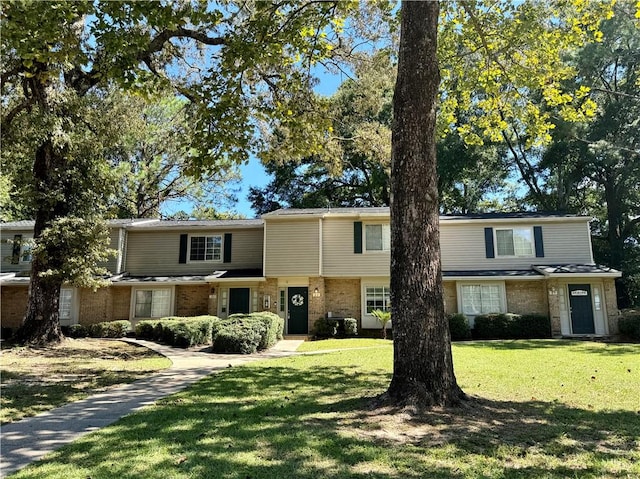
[
  {"x1": 0, "y1": 218, "x2": 157, "y2": 229},
  {"x1": 111, "y1": 274, "x2": 208, "y2": 283},
  {"x1": 129, "y1": 219, "x2": 263, "y2": 228},
  {"x1": 440, "y1": 211, "x2": 588, "y2": 220},
  {"x1": 443, "y1": 270, "x2": 543, "y2": 278},
  {"x1": 263, "y1": 208, "x2": 588, "y2": 220},
  {"x1": 533, "y1": 264, "x2": 621, "y2": 275},
  {"x1": 206, "y1": 269, "x2": 264, "y2": 279}
]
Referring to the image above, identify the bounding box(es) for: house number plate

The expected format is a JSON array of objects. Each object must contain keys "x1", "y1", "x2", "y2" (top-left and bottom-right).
[{"x1": 571, "y1": 290, "x2": 588, "y2": 296}]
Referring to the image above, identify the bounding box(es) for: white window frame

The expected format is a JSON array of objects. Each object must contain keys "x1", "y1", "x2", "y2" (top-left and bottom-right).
[
  {"x1": 361, "y1": 282, "x2": 392, "y2": 329},
  {"x1": 188, "y1": 234, "x2": 223, "y2": 262},
  {"x1": 58, "y1": 287, "x2": 79, "y2": 326},
  {"x1": 19, "y1": 236, "x2": 34, "y2": 263},
  {"x1": 494, "y1": 227, "x2": 534, "y2": 258},
  {"x1": 364, "y1": 223, "x2": 391, "y2": 253},
  {"x1": 456, "y1": 281, "x2": 507, "y2": 317},
  {"x1": 130, "y1": 286, "x2": 175, "y2": 320}
]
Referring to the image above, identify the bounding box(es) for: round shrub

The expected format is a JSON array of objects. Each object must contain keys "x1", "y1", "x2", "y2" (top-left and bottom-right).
[{"x1": 343, "y1": 318, "x2": 358, "y2": 337}]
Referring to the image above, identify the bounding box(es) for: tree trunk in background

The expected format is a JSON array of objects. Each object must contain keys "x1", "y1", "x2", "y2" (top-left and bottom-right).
[{"x1": 385, "y1": 0, "x2": 465, "y2": 407}]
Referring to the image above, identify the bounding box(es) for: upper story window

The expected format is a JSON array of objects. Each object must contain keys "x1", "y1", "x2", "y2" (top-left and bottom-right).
[
  {"x1": 189, "y1": 235, "x2": 222, "y2": 262},
  {"x1": 495, "y1": 227, "x2": 533, "y2": 257},
  {"x1": 365, "y1": 224, "x2": 390, "y2": 252}
]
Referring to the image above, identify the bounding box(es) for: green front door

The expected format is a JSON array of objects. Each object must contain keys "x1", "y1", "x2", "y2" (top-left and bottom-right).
[
  {"x1": 287, "y1": 287, "x2": 308, "y2": 334},
  {"x1": 568, "y1": 284, "x2": 595, "y2": 334},
  {"x1": 229, "y1": 288, "x2": 250, "y2": 315}
]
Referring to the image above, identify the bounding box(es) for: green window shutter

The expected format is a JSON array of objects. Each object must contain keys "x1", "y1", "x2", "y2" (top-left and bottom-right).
[
  {"x1": 11, "y1": 234, "x2": 22, "y2": 264},
  {"x1": 533, "y1": 226, "x2": 544, "y2": 258},
  {"x1": 179, "y1": 234, "x2": 188, "y2": 264},
  {"x1": 223, "y1": 233, "x2": 232, "y2": 263},
  {"x1": 484, "y1": 227, "x2": 495, "y2": 258},
  {"x1": 354, "y1": 222, "x2": 363, "y2": 254}
]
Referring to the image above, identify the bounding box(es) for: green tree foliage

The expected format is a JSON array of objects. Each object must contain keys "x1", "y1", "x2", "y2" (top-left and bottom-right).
[
  {"x1": 109, "y1": 94, "x2": 241, "y2": 219},
  {"x1": 1, "y1": 0, "x2": 352, "y2": 345}
]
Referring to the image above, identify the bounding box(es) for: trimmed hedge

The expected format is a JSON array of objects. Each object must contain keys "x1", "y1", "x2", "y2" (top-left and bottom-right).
[
  {"x1": 87, "y1": 320, "x2": 131, "y2": 338},
  {"x1": 135, "y1": 316, "x2": 220, "y2": 348},
  {"x1": 472, "y1": 313, "x2": 551, "y2": 339},
  {"x1": 618, "y1": 313, "x2": 640, "y2": 340},
  {"x1": 448, "y1": 313, "x2": 471, "y2": 341},
  {"x1": 212, "y1": 312, "x2": 284, "y2": 353}
]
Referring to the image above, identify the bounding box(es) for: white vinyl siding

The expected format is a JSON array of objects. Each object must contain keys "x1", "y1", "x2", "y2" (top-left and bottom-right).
[
  {"x1": 133, "y1": 288, "x2": 172, "y2": 318},
  {"x1": 458, "y1": 282, "x2": 506, "y2": 316},
  {"x1": 264, "y1": 220, "x2": 319, "y2": 276},
  {"x1": 496, "y1": 227, "x2": 534, "y2": 257},
  {"x1": 126, "y1": 228, "x2": 263, "y2": 275},
  {"x1": 365, "y1": 224, "x2": 390, "y2": 252},
  {"x1": 322, "y1": 218, "x2": 390, "y2": 276},
  {"x1": 440, "y1": 221, "x2": 592, "y2": 270},
  {"x1": 189, "y1": 235, "x2": 222, "y2": 262}
]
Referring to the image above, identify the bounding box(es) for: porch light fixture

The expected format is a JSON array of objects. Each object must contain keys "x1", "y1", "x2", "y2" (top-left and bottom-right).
[{"x1": 312, "y1": 287, "x2": 321, "y2": 298}]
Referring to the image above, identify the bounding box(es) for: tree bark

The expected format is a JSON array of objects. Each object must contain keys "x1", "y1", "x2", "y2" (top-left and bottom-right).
[
  {"x1": 384, "y1": 0, "x2": 465, "y2": 408},
  {"x1": 14, "y1": 74, "x2": 66, "y2": 346}
]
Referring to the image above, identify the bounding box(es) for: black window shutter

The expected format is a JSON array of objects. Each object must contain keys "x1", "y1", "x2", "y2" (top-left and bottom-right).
[
  {"x1": 11, "y1": 234, "x2": 22, "y2": 264},
  {"x1": 224, "y1": 233, "x2": 232, "y2": 263},
  {"x1": 179, "y1": 234, "x2": 188, "y2": 264},
  {"x1": 533, "y1": 226, "x2": 544, "y2": 257},
  {"x1": 484, "y1": 227, "x2": 495, "y2": 258},
  {"x1": 354, "y1": 222, "x2": 363, "y2": 254}
]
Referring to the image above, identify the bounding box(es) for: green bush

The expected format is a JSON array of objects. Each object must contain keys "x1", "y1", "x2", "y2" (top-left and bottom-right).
[
  {"x1": 135, "y1": 320, "x2": 157, "y2": 339},
  {"x1": 87, "y1": 320, "x2": 131, "y2": 338},
  {"x1": 135, "y1": 316, "x2": 220, "y2": 348},
  {"x1": 473, "y1": 313, "x2": 551, "y2": 339},
  {"x1": 343, "y1": 318, "x2": 358, "y2": 337},
  {"x1": 313, "y1": 317, "x2": 338, "y2": 338},
  {"x1": 618, "y1": 313, "x2": 640, "y2": 340},
  {"x1": 64, "y1": 324, "x2": 89, "y2": 338},
  {"x1": 212, "y1": 321, "x2": 265, "y2": 354},
  {"x1": 216, "y1": 313, "x2": 284, "y2": 351},
  {"x1": 448, "y1": 313, "x2": 471, "y2": 341}
]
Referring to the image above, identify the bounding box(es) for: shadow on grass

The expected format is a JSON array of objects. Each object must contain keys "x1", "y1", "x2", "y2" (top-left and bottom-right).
[
  {"x1": 454, "y1": 339, "x2": 640, "y2": 356},
  {"x1": 15, "y1": 363, "x2": 640, "y2": 479}
]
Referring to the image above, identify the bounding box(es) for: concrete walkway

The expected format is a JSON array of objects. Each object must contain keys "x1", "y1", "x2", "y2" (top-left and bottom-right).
[{"x1": 0, "y1": 339, "x2": 303, "y2": 477}]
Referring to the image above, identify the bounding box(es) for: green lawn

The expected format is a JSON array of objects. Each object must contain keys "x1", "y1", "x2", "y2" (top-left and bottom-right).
[
  {"x1": 0, "y1": 338, "x2": 171, "y2": 424},
  {"x1": 11, "y1": 340, "x2": 640, "y2": 479}
]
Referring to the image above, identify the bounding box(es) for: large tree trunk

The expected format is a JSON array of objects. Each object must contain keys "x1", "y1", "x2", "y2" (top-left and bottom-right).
[
  {"x1": 14, "y1": 133, "x2": 66, "y2": 345},
  {"x1": 384, "y1": 0, "x2": 465, "y2": 407}
]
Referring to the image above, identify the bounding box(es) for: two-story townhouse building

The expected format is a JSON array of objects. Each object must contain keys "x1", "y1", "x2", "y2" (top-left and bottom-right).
[{"x1": 1, "y1": 208, "x2": 622, "y2": 338}]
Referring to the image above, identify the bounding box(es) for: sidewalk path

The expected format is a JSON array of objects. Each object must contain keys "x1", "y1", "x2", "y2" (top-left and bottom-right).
[{"x1": 0, "y1": 339, "x2": 303, "y2": 477}]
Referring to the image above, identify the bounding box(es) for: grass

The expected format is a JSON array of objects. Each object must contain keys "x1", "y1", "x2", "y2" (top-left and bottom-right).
[
  {"x1": 10, "y1": 340, "x2": 640, "y2": 479},
  {"x1": 297, "y1": 338, "x2": 392, "y2": 352},
  {"x1": 0, "y1": 338, "x2": 171, "y2": 424}
]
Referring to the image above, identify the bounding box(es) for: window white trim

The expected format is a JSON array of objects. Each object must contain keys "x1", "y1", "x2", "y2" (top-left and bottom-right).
[
  {"x1": 19, "y1": 236, "x2": 34, "y2": 263},
  {"x1": 364, "y1": 223, "x2": 390, "y2": 253},
  {"x1": 456, "y1": 281, "x2": 507, "y2": 318},
  {"x1": 130, "y1": 286, "x2": 175, "y2": 320},
  {"x1": 187, "y1": 234, "x2": 223, "y2": 263},
  {"x1": 361, "y1": 282, "x2": 391, "y2": 329},
  {"x1": 59, "y1": 287, "x2": 79, "y2": 326},
  {"x1": 494, "y1": 227, "x2": 534, "y2": 258}
]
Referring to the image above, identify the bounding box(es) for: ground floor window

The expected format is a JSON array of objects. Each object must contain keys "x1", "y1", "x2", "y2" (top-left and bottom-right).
[
  {"x1": 134, "y1": 289, "x2": 172, "y2": 318},
  {"x1": 365, "y1": 286, "x2": 391, "y2": 314},
  {"x1": 59, "y1": 288, "x2": 77, "y2": 325},
  {"x1": 458, "y1": 282, "x2": 506, "y2": 316}
]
